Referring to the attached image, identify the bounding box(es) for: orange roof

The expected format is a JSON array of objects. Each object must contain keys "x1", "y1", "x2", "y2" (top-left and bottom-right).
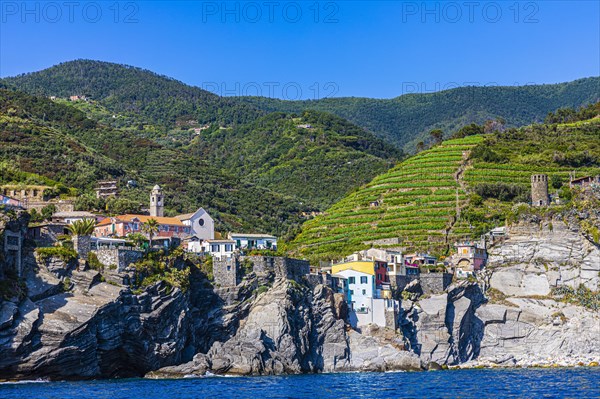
[{"x1": 95, "y1": 214, "x2": 185, "y2": 227}]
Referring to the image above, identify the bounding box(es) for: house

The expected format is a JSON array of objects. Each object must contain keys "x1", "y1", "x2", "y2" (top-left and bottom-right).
[
  {"x1": 451, "y1": 241, "x2": 488, "y2": 278},
  {"x1": 51, "y1": 211, "x2": 98, "y2": 225},
  {"x1": 404, "y1": 253, "x2": 437, "y2": 267},
  {"x1": 570, "y1": 175, "x2": 600, "y2": 188},
  {"x1": 228, "y1": 233, "x2": 277, "y2": 251},
  {"x1": 94, "y1": 214, "x2": 190, "y2": 239},
  {"x1": 331, "y1": 260, "x2": 397, "y2": 329},
  {"x1": 175, "y1": 207, "x2": 214, "y2": 240},
  {"x1": 95, "y1": 180, "x2": 118, "y2": 199},
  {"x1": 198, "y1": 239, "x2": 236, "y2": 259}
]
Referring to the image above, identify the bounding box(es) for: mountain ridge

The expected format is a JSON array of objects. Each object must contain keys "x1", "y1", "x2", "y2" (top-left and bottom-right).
[{"x1": 3, "y1": 60, "x2": 599, "y2": 151}]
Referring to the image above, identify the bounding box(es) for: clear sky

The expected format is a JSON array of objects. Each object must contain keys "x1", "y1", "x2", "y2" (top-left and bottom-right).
[{"x1": 1, "y1": 1, "x2": 599, "y2": 99}]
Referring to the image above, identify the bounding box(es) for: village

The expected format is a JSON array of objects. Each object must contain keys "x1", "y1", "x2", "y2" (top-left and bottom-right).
[{"x1": 1, "y1": 173, "x2": 599, "y2": 332}]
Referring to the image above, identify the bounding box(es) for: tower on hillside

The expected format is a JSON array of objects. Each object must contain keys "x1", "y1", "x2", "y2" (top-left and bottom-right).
[
  {"x1": 150, "y1": 185, "x2": 164, "y2": 217},
  {"x1": 531, "y1": 174, "x2": 549, "y2": 207}
]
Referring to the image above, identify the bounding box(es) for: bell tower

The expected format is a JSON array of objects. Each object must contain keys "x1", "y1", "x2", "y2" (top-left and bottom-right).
[{"x1": 150, "y1": 185, "x2": 164, "y2": 217}]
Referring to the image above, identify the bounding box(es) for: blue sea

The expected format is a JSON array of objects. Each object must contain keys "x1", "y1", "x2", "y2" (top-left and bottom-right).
[{"x1": 1, "y1": 368, "x2": 599, "y2": 399}]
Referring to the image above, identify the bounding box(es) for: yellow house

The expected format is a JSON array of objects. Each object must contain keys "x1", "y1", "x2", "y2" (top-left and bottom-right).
[{"x1": 332, "y1": 261, "x2": 375, "y2": 276}]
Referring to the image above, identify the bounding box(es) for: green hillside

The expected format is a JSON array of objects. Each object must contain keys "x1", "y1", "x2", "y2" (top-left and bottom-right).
[
  {"x1": 237, "y1": 78, "x2": 600, "y2": 151},
  {"x1": 289, "y1": 109, "x2": 600, "y2": 262},
  {"x1": 4, "y1": 61, "x2": 598, "y2": 154},
  {"x1": 0, "y1": 87, "x2": 309, "y2": 235},
  {"x1": 189, "y1": 110, "x2": 402, "y2": 209},
  {"x1": 2, "y1": 59, "x2": 263, "y2": 129}
]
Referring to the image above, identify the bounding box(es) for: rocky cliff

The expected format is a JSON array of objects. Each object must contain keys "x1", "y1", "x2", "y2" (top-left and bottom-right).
[
  {"x1": 1, "y1": 210, "x2": 598, "y2": 380},
  {"x1": 400, "y1": 216, "x2": 600, "y2": 368}
]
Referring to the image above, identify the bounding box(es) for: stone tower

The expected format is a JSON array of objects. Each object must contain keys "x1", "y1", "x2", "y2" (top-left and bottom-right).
[
  {"x1": 150, "y1": 185, "x2": 164, "y2": 217},
  {"x1": 531, "y1": 174, "x2": 549, "y2": 207}
]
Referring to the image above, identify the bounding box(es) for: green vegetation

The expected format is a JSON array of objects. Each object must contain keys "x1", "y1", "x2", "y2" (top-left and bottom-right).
[
  {"x1": 190, "y1": 110, "x2": 402, "y2": 209},
  {"x1": 236, "y1": 78, "x2": 600, "y2": 151},
  {"x1": 87, "y1": 252, "x2": 104, "y2": 271},
  {"x1": 552, "y1": 285, "x2": 600, "y2": 311},
  {"x1": 66, "y1": 219, "x2": 96, "y2": 236},
  {"x1": 0, "y1": 86, "x2": 310, "y2": 235},
  {"x1": 131, "y1": 248, "x2": 191, "y2": 293},
  {"x1": 36, "y1": 247, "x2": 78, "y2": 263},
  {"x1": 2, "y1": 59, "x2": 263, "y2": 128},
  {"x1": 141, "y1": 219, "x2": 160, "y2": 247},
  {"x1": 289, "y1": 136, "x2": 483, "y2": 261},
  {"x1": 290, "y1": 111, "x2": 600, "y2": 262}
]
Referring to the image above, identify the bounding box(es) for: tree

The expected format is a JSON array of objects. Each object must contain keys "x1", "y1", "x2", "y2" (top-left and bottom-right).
[
  {"x1": 127, "y1": 232, "x2": 148, "y2": 248},
  {"x1": 416, "y1": 141, "x2": 425, "y2": 152},
  {"x1": 141, "y1": 218, "x2": 160, "y2": 248},
  {"x1": 429, "y1": 129, "x2": 444, "y2": 145},
  {"x1": 41, "y1": 204, "x2": 56, "y2": 221},
  {"x1": 67, "y1": 218, "x2": 96, "y2": 236}
]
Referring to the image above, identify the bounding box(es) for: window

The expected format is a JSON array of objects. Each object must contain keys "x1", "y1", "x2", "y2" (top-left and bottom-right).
[
  {"x1": 227, "y1": 266, "x2": 231, "y2": 271},
  {"x1": 211, "y1": 244, "x2": 220, "y2": 252},
  {"x1": 350, "y1": 290, "x2": 354, "y2": 295},
  {"x1": 377, "y1": 273, "x2": 382, "y2": 281},
  {"x1": 360, "y1": 276, "x2": 368, "y2": 284},
  {"x1": 199, "y1": 218, "x2": 205, "y2": 226},
  {"x1": 348, "y1": 277, "x2": 355, "y2": 284},
  {"x1": 362, "y1": 289, "x2": 366, "y2": 295},
  {"x1": 225, "y1": 244, "x2": 233, "y2": 252}
]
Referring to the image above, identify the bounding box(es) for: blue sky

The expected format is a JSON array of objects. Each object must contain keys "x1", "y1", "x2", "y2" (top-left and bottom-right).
[{"x1": 1, "y1": 1, "x2": 599, "y2": 99}]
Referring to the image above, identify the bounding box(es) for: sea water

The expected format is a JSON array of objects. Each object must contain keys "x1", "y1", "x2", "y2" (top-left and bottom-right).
[{"x1": 1, "y1": 368, "x2": 598, "y2": 399}]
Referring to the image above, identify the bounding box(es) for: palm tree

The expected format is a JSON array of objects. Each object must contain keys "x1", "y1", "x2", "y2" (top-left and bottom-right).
[
  {"x1": 141, "y1": 218, "x2": 160, "y2": 248},
  {"x1": 67, "y1": 218, "x2": 96, "y2": 262},
  {"x1": 67, "y1": 219, "x2": 96, "y2": 236}
]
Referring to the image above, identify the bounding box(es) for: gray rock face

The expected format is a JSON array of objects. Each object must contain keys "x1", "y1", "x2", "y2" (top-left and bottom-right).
[
  {"x1": 2, "y1": 212, "x2": 598, "y2": 379},
  {"x1": 150, "y1": 281, "x2": 420, "y2": 378},
  {"x1": 399, "y1": 219, "x2": 600, "y2": 368},
  {"x1": 488, "y1": 219, "x2": 600, "y2": 291}
]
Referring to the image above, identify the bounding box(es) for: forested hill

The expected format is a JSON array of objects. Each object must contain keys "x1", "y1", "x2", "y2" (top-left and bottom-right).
[
  {"x1": 236, "y1": 77, "x2": 600, "y2": 151},
  {"x1": 2, "y1": 59, "x2": 264, "y2": 128},
  {"x1": 189, "y1": 110, "x2": 403, "y2": 209},
  {"x1": 3, "y1": 60, "x2": 598, "y2": 153},
  {"x1": 0, "y1": 86, "x2": 309, "y2": 235}
]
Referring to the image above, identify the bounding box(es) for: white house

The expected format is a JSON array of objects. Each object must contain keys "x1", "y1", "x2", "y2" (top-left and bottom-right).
[
  {"x1": 175, "y1": 207, "x2": 214, "y2": 240},
  {"x1": 51, "y1": 211, "x2": 99, "y2": 225},
  {"x1": 228, "y1": 233, "x2": 277, "y2": 251},
  {"x1": 200, "y1": 239, "x2": 236, "y2": 260}
]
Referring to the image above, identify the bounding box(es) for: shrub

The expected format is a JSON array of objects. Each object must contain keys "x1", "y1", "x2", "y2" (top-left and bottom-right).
[
  {"x1": 87, "y1": 252, "x2": 104, "y2": 271},
  {"x1": 36, "y1": 247, "x2": 77, "y2": 263}
]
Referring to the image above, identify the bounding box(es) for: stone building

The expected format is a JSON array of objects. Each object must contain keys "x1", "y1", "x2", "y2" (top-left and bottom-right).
[
  {"x1": 149, "y1": 185, "x2": 164, "y2": 217},
  {"x1": 212, "y1": 255, "x2": 310, "y2": 287},
  {"x1": 531, "y1": 174, "x2": 549, "y2": 207},
  {"x1": 95, "y1": 180, "x2": 118, "y2": 199}
]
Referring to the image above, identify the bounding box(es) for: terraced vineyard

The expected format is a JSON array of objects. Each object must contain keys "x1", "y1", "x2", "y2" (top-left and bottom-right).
[
  {"x1": 290, "y1": 117, "x2": 600, "y2": 262},
  {"x1": 290, "y1": 136, "x2": 483, "y2": 261}
]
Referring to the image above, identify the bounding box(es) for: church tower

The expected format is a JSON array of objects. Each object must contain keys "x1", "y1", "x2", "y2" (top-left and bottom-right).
[{"x1": 150, "y1": 185, "x2": 164, "y2": 217}]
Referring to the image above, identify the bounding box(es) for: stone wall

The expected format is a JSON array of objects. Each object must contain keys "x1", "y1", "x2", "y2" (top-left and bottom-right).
[
  {"x1": 305, "y1": 273, "x2": 332, "y2": 288},
  {"x1": 420, "y1": 273, "x2": 453, "y2": 294},
  {"x1": 93, "y1": 248, "x2": 144, "y2": 272},
  {"x1": 213, "y1": 257, "x2": 238, "y2": 287},
  {"x1": 213, "y1": 255, "x2": 310, "y2": 287},
  {"x1": 73, "y1": 235, "x2": 91, "y2": 261},
  {"x1": 274, "y1": 257, "x2": 310, "y2": 281},
  {"x1": 241, "y1": 255, "x2": 310, "y2": 281}
]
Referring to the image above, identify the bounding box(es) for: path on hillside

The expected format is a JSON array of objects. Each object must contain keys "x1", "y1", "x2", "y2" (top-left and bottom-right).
[{"x1": 444, "y1": 150, "x2": 472, "y2": 246}]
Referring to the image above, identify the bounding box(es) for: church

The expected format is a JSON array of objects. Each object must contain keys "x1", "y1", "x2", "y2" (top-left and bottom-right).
[{"x1": 94, "y1": 185, "x2": 211, "y2": 240}]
